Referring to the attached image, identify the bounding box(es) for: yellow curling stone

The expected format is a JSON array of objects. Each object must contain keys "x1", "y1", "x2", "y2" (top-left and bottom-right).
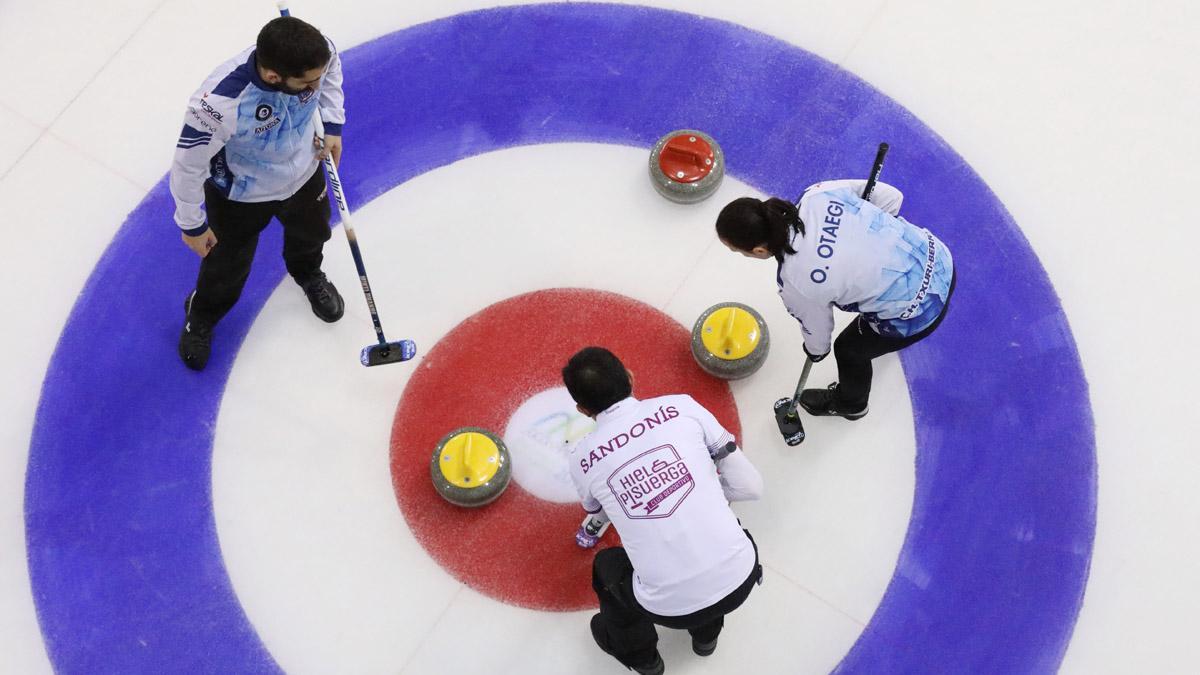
[
  {"x1": 430, "y1": 427, "x2": 512, "y2": 507},
  {"x1": 690, "y1": 302, "x2": 770, "y2": 380}
]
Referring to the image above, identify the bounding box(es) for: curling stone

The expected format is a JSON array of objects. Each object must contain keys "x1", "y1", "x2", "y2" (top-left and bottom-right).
[
  {"x1": 691, "y1": 302, "x2": 770, "y2": 380},
  {"x1": 430, "y1": 427, "x2": 512, "y2": 507},
  {"x1": 648, "y1": 129, "x2": 724, "y2": 204}
]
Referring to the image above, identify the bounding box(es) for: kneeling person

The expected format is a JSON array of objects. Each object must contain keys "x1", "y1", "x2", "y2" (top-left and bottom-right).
[{"x1": 564, "y1": 347, "x2": 764, "y2": 675}]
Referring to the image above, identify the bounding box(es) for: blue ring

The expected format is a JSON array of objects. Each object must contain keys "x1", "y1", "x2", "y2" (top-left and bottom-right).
[{"x1": 25, "y1": 4, "x2": 1096, "y2": 672}]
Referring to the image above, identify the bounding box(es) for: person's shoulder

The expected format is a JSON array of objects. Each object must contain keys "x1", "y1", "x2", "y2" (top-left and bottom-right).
[
  {"x1": 797, "y1": 185, "x2": 830, "y2": 221},
  {"x1": 801, "y1": 180, "x2": 833, "y2": 196},
  {"x1": 644, "y1": 392, "x2": 689, "y2": 406},
  {"x1": 799, "y1": 180, "x2": 839, "y2": 200},
  {"x1": 644, "y1": 393, "x2": 704, "y2": 416},
  {"x1": 799, "y1": 181, "x2": 856, "y2": 206},
  {"x1": 200, "y1": 47, "x2": 257, "y2": 102}
]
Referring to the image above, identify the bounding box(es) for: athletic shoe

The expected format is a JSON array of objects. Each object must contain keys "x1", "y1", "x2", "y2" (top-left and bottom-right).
[
  {"x1": 692, "y1": 635, "x2": 718, "y2": 656},
  {"x1": 590, "y1": 614, "x2": 665, "y2": 675},
  {"x1": 798, "y1": 383, "x2": 869, "y2": 420},
  {"x1": 179, "y1": 294, "x2": 213, "y2": 371},
  {"x1": 298, "y1": 272, "x2": 344, "y2": 323}
]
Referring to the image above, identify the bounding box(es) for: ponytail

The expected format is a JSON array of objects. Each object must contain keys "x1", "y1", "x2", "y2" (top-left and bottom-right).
[{"x1": 715, "y1": 197, "x2": 805, "y2": 261}]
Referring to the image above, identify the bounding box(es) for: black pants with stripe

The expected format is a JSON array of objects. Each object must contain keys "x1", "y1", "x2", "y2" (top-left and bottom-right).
[
  {"x1": 834, "y1": 272, "x2": 957, "y2": 409},
  {"x1": 188, "y1": 168, "x2": 331, "y2": 326},
  {"x1": 590, "y1": 531, "x2": 761, "y2": 668}
]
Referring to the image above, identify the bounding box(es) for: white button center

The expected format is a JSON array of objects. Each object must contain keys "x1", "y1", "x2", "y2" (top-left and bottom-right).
[{"x1": 502, "y1": 387, "x2": 596, "y2": 503}]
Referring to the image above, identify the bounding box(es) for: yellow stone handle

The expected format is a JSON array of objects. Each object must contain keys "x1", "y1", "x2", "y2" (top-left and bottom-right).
[
  {"x1": 462, "y1": 432, "x2": 475, "y2": 467},
  {"x1": 721, "y1": 306, "x2": 738, "y2": 355}
]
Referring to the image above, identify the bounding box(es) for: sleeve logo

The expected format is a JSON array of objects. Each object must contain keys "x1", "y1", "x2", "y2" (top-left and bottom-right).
[{"x1": 197, "y1": 98, "x2": 223, "y2": 122}]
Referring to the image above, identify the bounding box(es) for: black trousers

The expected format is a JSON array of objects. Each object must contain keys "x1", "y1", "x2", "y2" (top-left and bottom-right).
[
  {"x1": 834, "y1": 272, "x2": 957, "y2": 408},
  {"x1": 591, "y1": 531, "x2": 762, "y2": 668},
  {"x1": 188, "y1": 168, "x2": 331, "y2": 326}
]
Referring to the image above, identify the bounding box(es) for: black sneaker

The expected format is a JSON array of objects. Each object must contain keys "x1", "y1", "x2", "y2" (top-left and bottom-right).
[
  {"x1": 590, "y1": 614, "x2": 665, "y2": 675},
  {"x1": 692, "y1": 635, "x2": 718, "y2": 657},
  {"x1": 179, "y1": 294, "x2": 213, "y2": 371},
  {"x1": 633, "y1": 654, "x2": 664, "y2": 675},
  {"x1": 298, "y1": 272, "x2": 344, "y2": 323},
  {"x1": 798, "y1": 383, "x2": 869, "y2": 420}
]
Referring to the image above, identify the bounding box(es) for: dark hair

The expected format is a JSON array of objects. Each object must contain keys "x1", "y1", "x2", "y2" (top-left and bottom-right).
[
  {"x1": 256, "y1": 17, "x2": 330, "y2": 78},
  {"x1": 562, "y1": 347, "x2": 632, "y2": 415},
  {"x1": 715, "y1": 197, "x2": 805, "y2": 261}
]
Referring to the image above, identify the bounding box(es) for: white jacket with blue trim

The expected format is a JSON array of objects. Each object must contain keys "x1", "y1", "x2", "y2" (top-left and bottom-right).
[
  {"x1": 777, "y1": 180, "x2": 955, "y2": 356},
  {"x1": 169, "y1": 42, "x2": 345, "y2": 234}
]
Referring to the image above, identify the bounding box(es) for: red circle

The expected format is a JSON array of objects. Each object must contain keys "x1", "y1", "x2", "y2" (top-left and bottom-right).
[
  {"x1": 658, "y1": 134, "x2": 715, "y2": 183},
  {"x1": 390, "y1": 288, "x2": 741, "y2": 611}
]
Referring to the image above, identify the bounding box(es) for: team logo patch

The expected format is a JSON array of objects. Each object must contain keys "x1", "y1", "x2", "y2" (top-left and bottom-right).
[
  {"x1": 607, "y1": 444, "x2": 694, "y2": 518},
  {"x1": 197, "y1": 98, "x2": 223, "y2": 122},
  {"x1": 255, "y1": 104, "x2": 272, "y2": 121}
]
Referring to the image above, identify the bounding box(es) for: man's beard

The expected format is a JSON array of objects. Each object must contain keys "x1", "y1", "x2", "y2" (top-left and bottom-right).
[{"x1": 273, "y1": 81, "x2": 311, "y2": 96}]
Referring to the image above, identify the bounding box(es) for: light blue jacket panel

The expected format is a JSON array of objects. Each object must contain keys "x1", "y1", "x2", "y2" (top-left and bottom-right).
[
  {"x1": 778, "y1": 180, "x2": 955, "y2": 355},
  {"x1": 169, "y1": 42, "x2": 345, "y2": 233}
]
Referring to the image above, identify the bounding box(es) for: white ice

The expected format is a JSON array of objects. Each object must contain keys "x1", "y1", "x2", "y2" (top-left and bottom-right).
[{"x1": 1, "y1": 1, "x2": 1197, "y2": 674}]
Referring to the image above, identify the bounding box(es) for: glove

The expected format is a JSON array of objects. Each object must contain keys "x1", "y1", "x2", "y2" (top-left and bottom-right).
[
  {"x1": 803, "y1": 344, "x2": 828, "y2": 363},
  {"x1": 576, "y1": 513, "x2": 610, "y2": 548},
  {"x1": 709, "y1": 441, "x2": 738, "y2": 462},
  {"x1": 576, "y1": 526, "x2": 601, "y2": 549}
]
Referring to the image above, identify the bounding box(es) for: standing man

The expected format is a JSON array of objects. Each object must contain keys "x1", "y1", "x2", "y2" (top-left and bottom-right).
[
  {"x1": 564, "y1": 347, "x2": 764, "y2": 675},
  {"x1": 171, "y1": 16, "x2": 346, "y2": 370}
]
